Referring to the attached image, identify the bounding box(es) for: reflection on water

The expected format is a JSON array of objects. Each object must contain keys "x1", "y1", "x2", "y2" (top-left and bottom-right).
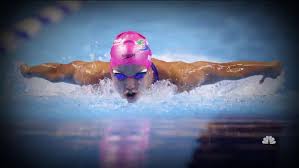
[
  {"x1": 6, "y1": 116, "x2": 293, "y2": 168},
  {"x1": 99, "y1": 120, "x2": 150, "y2": 168}
]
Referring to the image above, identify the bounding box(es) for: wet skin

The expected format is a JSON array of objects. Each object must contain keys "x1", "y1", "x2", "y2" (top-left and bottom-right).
[
  {"x1": 111, "y1": 64, "x2": 154, "y2": 103},
  {"x1": 19, "y1": 58, "x2": 282, "y2": 102}
]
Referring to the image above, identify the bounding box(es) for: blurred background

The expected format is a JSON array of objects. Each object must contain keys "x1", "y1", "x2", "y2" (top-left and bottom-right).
[{"x1": 0, "y1": 1, "x2": 298, "y2": 168}]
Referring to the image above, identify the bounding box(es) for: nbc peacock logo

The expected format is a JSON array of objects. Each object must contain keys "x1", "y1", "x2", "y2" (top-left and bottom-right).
[{"x1": 262, "y1": 136, "x2": 276, "y2": 145}]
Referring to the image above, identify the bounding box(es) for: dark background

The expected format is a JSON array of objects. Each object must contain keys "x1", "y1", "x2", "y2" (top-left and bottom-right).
[{"x1": 0, "y1": 0, "x2": 298, "y2": 167}]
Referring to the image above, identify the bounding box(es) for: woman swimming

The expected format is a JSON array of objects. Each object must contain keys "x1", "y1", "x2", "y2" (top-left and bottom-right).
[{"x1": 20, "y1": 31, "x2": 282, "y2": 102}]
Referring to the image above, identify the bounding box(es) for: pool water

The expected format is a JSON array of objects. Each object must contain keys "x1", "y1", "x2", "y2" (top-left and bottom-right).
[{"x1": 1, "y1": 1, "x2": 298, "y2": 168}]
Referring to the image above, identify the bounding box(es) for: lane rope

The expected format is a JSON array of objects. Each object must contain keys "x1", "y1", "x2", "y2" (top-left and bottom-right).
[{"x1": 0, "y1": 1, "x2": 82, "y2": 54}]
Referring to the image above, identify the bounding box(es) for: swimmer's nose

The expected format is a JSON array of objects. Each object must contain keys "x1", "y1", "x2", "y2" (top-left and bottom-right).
[{"x1": 125, "y1": 78, "x2": 136, "y2": 90}]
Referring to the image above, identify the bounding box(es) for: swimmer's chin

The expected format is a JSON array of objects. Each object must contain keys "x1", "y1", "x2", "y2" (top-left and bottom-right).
[{"x1": 126, "y1": 97, "x2": 138, "y2": 103}]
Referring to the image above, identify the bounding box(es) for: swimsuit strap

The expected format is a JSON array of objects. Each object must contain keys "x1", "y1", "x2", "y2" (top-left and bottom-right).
[{"x1": 151, "y1": 63, "x2": 159, "y2": 83}]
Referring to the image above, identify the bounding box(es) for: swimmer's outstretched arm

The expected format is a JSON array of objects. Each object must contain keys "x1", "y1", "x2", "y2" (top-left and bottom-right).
[
  {"x1": 195, "y1": 60, "x2": 283, "y2": 85},
  {"x1": 19, "y1": 61, "x2": 110, "y2": 85},
  {"x1": 20, "y1": 63, "x2": 75, "y2": 82},
  {"x1": 152, "y1": 59, "x2": 282, "y2": 91}
]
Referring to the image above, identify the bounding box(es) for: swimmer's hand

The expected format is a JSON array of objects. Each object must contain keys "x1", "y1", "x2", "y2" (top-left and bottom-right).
[
  {"x1": 20, "y1": 64, "x2": 31, "y2": 77},
  {"x1": 259, "y1": 60, "x2": 282, "y2": 84}
]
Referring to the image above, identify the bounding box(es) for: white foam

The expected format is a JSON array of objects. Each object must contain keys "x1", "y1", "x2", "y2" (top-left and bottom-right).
[{"x1": 189, "y1": 72, "x2": 285, "y2": 98}]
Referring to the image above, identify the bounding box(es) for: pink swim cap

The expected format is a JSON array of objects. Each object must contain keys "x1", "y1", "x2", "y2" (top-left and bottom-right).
[{"x1": 110, "y1": 31, "x2": 152, "y2": 70}]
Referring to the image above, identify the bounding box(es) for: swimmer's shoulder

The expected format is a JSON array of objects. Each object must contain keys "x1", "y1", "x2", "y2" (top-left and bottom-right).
[
  {"x1": 152, "y1": 58, "x2": 172, "y2": 67},
  {"x1": 151, "y1": 58, "x2": 205, "y2": 83},
  {"x1": 151, "y1": 58, "x2": 179, "y2": 80},
  {"x1": 70, "y1": 61, "x2": 109, "y2": 70},
  {"x1": 72, "y1": 61, "x2": 111, "y2": 84},
  {"x1": 152, "y1": 58, "x2": 191, "y2": 70}
]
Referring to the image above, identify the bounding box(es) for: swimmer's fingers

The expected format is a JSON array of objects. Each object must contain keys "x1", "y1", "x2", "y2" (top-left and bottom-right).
[
  {"x1": 268, "y1": 60, "x2": 283, "y2": 79},
  {"x1": 270, "y1": 61, "x2": 282, "y2": 79},
  {"x1": 259, "y1": 75, "x2": 266, "y2": 84},
  {"x1": 20, "y1": 64, "x2": 31, "y2": 77},
  {"x1": 259, "y1": 61, "x2": 282, "y2": 84}
]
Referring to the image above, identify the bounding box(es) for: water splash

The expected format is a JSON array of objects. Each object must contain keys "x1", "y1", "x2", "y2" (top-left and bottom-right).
[{"x1": 6, "y1": 59, "x2": 296, "y2": 117}]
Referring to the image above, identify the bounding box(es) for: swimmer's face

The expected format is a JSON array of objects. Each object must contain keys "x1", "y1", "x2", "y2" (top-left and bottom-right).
[{"x1": 111, "y1": 64, "x2": 153, "y2": 103}]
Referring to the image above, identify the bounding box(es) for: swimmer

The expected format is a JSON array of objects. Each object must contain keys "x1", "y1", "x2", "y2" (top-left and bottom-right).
[{"x1": 20, "y1": 31, "x2": 282, "y2": 102}]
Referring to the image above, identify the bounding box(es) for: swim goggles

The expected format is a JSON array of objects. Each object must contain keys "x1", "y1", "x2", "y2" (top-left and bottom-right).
[{"x1": 113, "y1": 69, "x2": 147, "y2": 81}]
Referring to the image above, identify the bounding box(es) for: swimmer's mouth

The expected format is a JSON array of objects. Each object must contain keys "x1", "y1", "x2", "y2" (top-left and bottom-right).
[{"x1": 124, "y1": 91, "x2": 138, "y2": 102}]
